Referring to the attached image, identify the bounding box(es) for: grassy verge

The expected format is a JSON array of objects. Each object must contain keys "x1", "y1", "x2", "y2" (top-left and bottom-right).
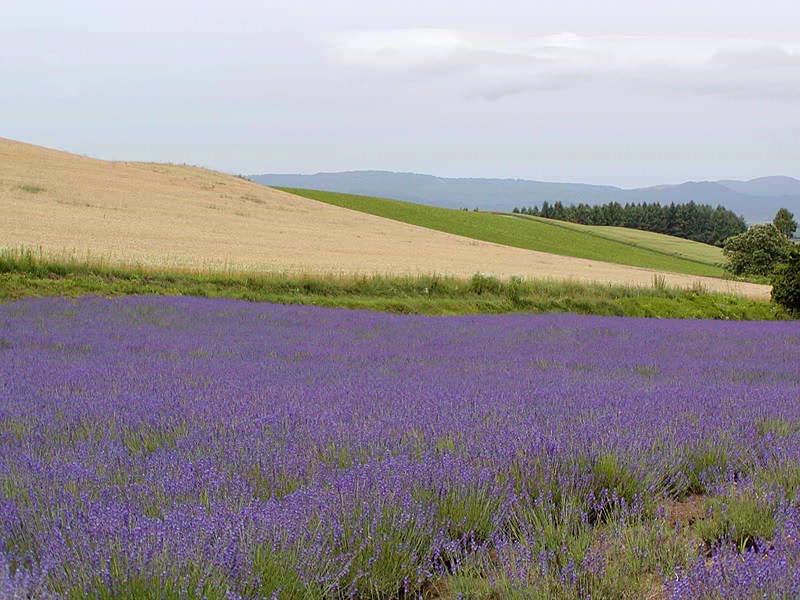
[
  {"x1": 277, "y1": 187, "x2": 729, "y2": 278},
  {"x1": 0, "y1": 248, "x2": 784, "y2": 319}
]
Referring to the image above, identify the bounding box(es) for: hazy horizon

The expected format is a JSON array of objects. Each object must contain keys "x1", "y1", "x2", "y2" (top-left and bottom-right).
[
  {"x1": 4, "y1": 1, "x2": 800, "y2": 188},
  {"x1": 248, "y1": 167, "x2": 800, "y2": 191}
]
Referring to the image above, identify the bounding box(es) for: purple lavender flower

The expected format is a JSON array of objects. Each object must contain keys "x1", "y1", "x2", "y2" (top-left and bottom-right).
[{"x1": 0, "y1": 297, "x2": 798, "y2": 598}]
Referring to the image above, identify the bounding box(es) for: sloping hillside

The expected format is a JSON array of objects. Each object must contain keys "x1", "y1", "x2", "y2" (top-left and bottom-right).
[
  {"x1": 277, "y1": 188, "x2": 726, "y2": 277},
  {"x1": 0, "y1": 138, "x2": 769, "y2": 299},
  {"x1": 508, "y1": 214, "x2": 724, "y2": 266}
]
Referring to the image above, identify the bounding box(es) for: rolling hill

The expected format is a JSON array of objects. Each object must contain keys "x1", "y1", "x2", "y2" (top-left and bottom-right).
[
  {"x1": 0, "y1": 138, "x2": 769, "y2": 298},
  {"x1": 716, "y1": 176, "x2": 800, "y2": 198},
  {"x1": 277, "y1": 187, "x2": 726, "y2": 277},
  {"x1": 252, "y1": 171, "x2": 800, "y2": 224}
]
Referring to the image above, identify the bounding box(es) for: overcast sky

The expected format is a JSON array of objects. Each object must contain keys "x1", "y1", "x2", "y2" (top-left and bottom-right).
[{"x1": 3, "y1": 1, "x2": 800, "y2": 187}]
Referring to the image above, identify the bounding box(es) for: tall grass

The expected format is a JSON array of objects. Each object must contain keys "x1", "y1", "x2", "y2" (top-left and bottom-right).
[{"x1": 0, "y1": 247, "x2": 784, "y2": 319}]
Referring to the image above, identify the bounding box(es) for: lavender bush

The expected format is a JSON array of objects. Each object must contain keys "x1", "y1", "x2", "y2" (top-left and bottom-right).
[{"x1": 1, "y1": 296, "x2": 799, "y2": 599}]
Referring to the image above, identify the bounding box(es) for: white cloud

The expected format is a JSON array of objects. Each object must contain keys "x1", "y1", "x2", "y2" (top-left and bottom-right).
[{"x1": 330, "y1": 29, "x2": 800, "y2": 100}]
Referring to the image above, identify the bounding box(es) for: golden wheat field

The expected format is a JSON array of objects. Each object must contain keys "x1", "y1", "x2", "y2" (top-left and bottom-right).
[{"x1": 0, "y1": 138, "x2": 770, "y2": 299}]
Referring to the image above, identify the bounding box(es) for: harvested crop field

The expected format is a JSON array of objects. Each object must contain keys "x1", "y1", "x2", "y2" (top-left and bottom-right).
[
  {"x1": 2, "y1": 296, "x2": 799, "y2": 599},
  {"x1": 0, "y1": 138, "x2": 769, "y2": 299}
]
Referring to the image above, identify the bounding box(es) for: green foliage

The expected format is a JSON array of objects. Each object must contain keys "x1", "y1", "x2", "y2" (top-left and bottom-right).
[
  {"x1": 69, "y1": 577, "x2": 231, "y2": 600},
  {"x1": 434, "y1": 486, "x2": 504, "y2": 541},
  {"x1": 694, "y1": 493, "x2": 777, "y2": 551},
  {"x1": 684, "y1": 449, "x2": 729, "y2": 495},
  {"x1": 279, "y1": 188, "x2": 727, "y2": 277},
  {"x1": 771, "y1": 247, "x2": 800, "y2": 313},
  {"x1": 470, "y1": 272, "x2": 502, "y2": 295},
  {"x1": 591, "y1": 453, "x2": 641, "y2": 508},
  {"x1": 758, "y1": 462, "x2": 800, "y2": 502},
  {"x1": 445, "y1": 515, "x2": 693, "y2": 600},
  {"x1": 121, "y1": 422, "x2": 189, "y2": 458},
  {"x1": 246, "y1": 546, "x2": 326, "y2": 600},
  {"x1": 329, "y1": 504, "x2": 436, "y2": 598},
  {"x1": 755, "y1": 416, "x2": 800, "y2": 439},
  {"x1": 723, "y1": 224, "x2": 793, "y2": 276},
  {"x1": 504, "y1": 275, "x2": 524, "y2": 306},
  {"x1": 508, "y1": 495, "x2": 595, "y2": 567},
  {"x1": 59, "y1": 556, "x2": 233, "y2": 600},
  {"x1": 773, "y1": 207, "x2": 798, "y2": 239}
]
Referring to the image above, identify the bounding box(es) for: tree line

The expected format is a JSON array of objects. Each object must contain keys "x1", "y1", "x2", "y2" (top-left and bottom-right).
[{"x1": 512, "y1": 201, "x2": 747, "y2": 246}]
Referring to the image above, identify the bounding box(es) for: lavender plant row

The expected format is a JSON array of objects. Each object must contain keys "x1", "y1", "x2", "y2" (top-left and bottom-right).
[{"x1": 1, "y1": 296, "x2": 799, "y2": 599}]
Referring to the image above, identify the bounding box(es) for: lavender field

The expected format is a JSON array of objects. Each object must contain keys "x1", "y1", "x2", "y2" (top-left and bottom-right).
[{"x1": 2, "y1": 296, "x2": 800, "y2": 600}]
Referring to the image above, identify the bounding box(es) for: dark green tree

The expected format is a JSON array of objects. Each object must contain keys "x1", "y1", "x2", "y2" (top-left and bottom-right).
[
  {"x1": 773, "y1": 208, "x2": 798, "y2": 239},
  {"x1": 771, "y1": 247, "x2": 800, "y2": 313},
  {"x1": 526, "y1": 200, "x2": 745, "y2": 245},
  {"x1": 722, "y1": 224, "x2": 793, "y2": 277}
]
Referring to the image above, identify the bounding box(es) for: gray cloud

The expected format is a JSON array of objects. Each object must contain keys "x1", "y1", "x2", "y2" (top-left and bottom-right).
[
  {"x1": 711, "y1": 46, "x2": 800, "y2": 66},
  {"x1": 3, "y1": 2, "x2": 800, "y2": 186},
  {"x1": 331, "y1": 30, "x2": 800, "y2": 101}
]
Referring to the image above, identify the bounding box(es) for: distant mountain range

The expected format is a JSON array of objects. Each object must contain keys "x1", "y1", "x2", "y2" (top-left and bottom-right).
[{"x1": 250, "y1": 172, "x2": 800, "y2": 224}]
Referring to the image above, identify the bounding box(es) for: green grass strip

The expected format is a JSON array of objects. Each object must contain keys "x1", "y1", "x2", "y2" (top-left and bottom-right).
[
  {"x1": 0, "y1": 248, "x2": 783, "y2": 320},
  {"x1": 504, "y1": 213, "x2": 724, "y2": 267}
]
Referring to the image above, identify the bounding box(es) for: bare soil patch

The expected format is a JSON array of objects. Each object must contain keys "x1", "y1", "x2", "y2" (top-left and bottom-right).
[{"x1": 663, "y1": 495, "x2": 707, "y2": 528}]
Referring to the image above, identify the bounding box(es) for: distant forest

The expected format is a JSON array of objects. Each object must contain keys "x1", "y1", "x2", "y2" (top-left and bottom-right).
[{"x1": 513, "y1": 201, "x2": 747, "y2": 246}]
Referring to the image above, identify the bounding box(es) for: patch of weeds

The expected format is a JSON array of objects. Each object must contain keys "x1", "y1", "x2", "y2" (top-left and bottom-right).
[
  {"x1": 121, "y1": 423, "x2": 189, "y2": 458},
  {"x1": 582, "y1": 517, "x2": 694, "y2": 600},
  {"x1": 435, "y1": 434, "x2": 459, "y2": 454},
  {"x1": 470, "y1": 272, "x2": 502, "y2": 295},
  {"x1": 246, "y1": 545, "x2": 326, "y2": 600},
  {"x1": 694, "y1": 492, "x2": 777, "y2": 553},
  {"x1": 634, "y1": 365, "x2": 659, "y2": 376},
  {"x1": 533, "y1": 359, "x2": 556, "y2": 370},
  {"x1": 243, "y1": 464, "x2": 301, "y2": 501},
  {"x1": 589, "y1": 453, "x2": 642, "y2": 516},
  {"x1": 684, "y1": 449, "x2": 729, "y2": 495},
  {"x1": 433, "y1": 486, "x2": 503, "y2": 542},
  {"x1": 507, "y1": 493, "x2": 594, "y2": 569},
  {"x1": 758, "y1": 463, "x2": 800, "y2": 501},
  {"x1": 18, "y1": 184, "x2": 45, "y2": 194},
  {"x1": 0, "y1": 417, "x2": 30, "y2": 441},
  {"x1": 505, "y1": 275, "x2": 525, "y2": 306},
  {"x1": 444, "y1": 514, "x2": 693, "y2": 600},
  {"x1": 240, "y1": 194, "x2": 266, "y2": 204},
  {"x1": 689, "y1": 280, "x2": 708, "y2": 295},
  {"x1": 72, "y1": 571, "x2": 232, "y2": 600},
  {"x1": 652, "y1": 273, "x2": 668, "y2": 291},
  {"x1": 755, "y1": 416, "x2": 800, "y2": 439},
  {"x1": 313, "y1": 442, "x2": 355, "y2": 470}
]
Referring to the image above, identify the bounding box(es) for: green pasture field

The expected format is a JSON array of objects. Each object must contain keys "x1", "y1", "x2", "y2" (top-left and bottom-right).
[{"x1": 507, "y1": 213, "x2": 724, "y2": 265}]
